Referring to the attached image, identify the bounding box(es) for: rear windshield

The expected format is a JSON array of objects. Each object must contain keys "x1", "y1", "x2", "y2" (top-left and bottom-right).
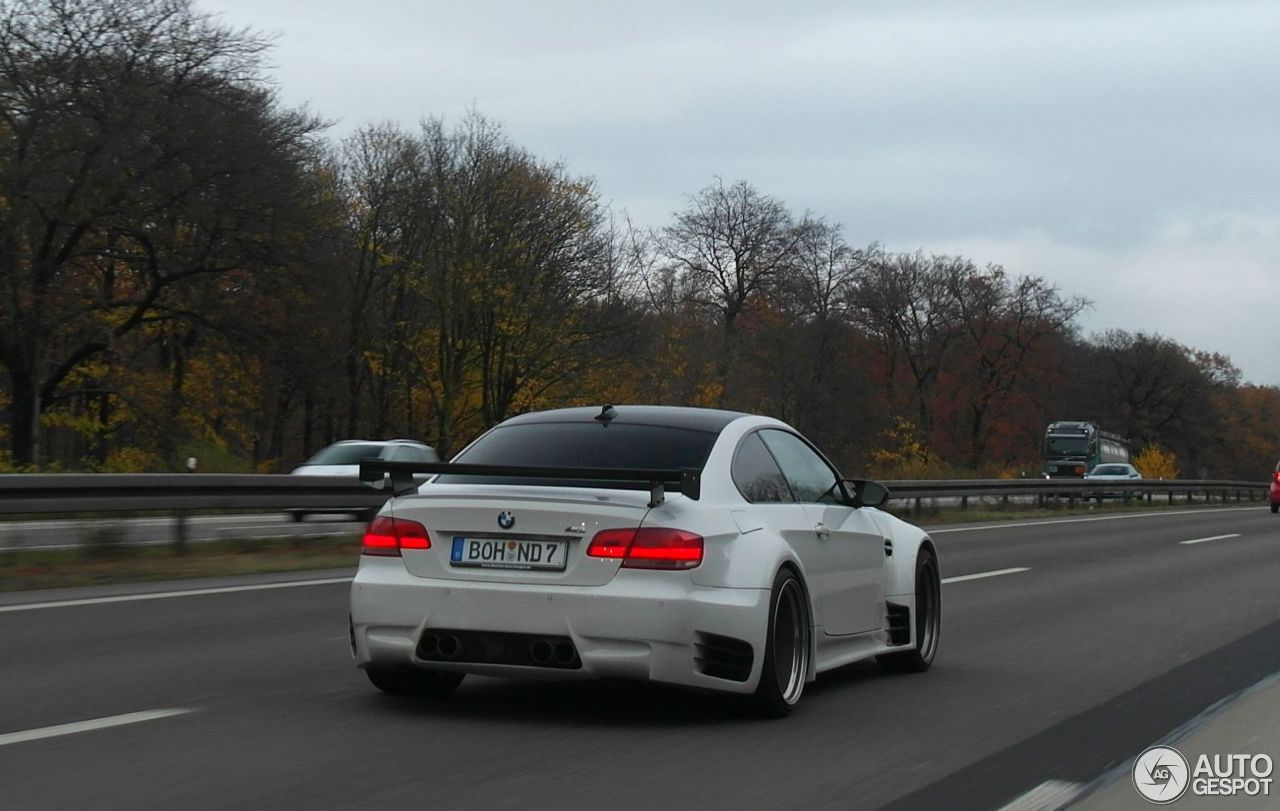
[
  {"x1": 442, "y1": 422, "x2": 718, "y2": 490},
  {"x1": 1092, "y1": 465, "x2": 1130, "y2": 475},
  {"x1": 303, "y1": 443, "x2": 387, "y2": 465}
]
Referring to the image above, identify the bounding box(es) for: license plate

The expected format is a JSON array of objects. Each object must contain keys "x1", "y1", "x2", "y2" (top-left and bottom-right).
[{"x1": 449, "y1": 537, "x2": 568, "y2": 571}]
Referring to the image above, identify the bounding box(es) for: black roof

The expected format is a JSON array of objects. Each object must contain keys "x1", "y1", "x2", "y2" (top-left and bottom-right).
[{"x1": 500, "y1": 405, "x2": 750, "y2": 433}]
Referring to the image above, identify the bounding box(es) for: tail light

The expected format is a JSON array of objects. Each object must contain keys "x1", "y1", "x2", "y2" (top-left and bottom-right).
[
  {"x1": 1273, "y1": 471, "x2": 1280, "y2": 483},
  {"x1": 361, "y1": 516, "x2": 431, "y2": 557},
  {"x1": 586, "y1": 527, "x2": 703, "y2": 570}
]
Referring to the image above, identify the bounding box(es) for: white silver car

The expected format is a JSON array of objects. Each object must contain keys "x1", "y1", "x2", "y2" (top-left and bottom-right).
[
  {"x1": 1084, "y1": 463, "x2": 1142, "y2": 481},
  {"x1": 289, "y1": 439, "x2": 438, "y2": 521},
  {"x1": 1084, "y1": 462, "x2": 1144, "y2": 501},
  {"x1": 349, "y1": 405, "x2": 941, "y2": 716},
  {"x1": 291, "y1": 439, "x2": 439, "y2": 478}
]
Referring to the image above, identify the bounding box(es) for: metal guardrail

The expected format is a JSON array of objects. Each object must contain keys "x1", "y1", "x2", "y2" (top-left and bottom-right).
[
  {"x1": 886, "y1": 478, "x2": 1268, "y2": 505},
  {"x1": 0, "y1": 473, "x2": 1268, "y2": 515},
  {"x1": 0, "y1": 474, "x2": 389, "y2": 515}
]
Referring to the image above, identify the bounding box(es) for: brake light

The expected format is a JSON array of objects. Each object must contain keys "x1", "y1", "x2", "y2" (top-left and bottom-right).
[
  {"x1": 586, "y1": 527, "x2": 704, "y2": 570},
  {"x1": 361, "y1": 516, "x2": 431, "y2": 556},
  {"x1": 585, "y1": 529, "x2": 633, "y2": 559},
  {"x1": 1273, "y1": 471, "x2": 1280, "y2": 483}
]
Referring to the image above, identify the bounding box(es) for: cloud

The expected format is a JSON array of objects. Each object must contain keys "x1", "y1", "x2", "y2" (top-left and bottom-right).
[
  {"x1": 202, "y1": 0, "x2": 1280, "y2": 383},
  {"x1": 929, "y1": 213, "x2": 1280, "y2": 385}
]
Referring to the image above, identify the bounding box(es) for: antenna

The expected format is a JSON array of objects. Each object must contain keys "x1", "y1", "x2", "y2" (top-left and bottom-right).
[{"x1": 594, "y1": 404, "x2": 617, "y2": 425}]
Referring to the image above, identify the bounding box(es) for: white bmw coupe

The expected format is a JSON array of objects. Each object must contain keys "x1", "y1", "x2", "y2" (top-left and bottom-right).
[{"x1": 349, "y1": 405, "x2": 940, "y2": 716}]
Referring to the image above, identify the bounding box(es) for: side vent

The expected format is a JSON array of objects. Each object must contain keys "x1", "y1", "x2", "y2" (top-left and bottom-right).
[
  {"x1": 886, "y1": 602, "x2": 911, "y2": 646},
  {"x1": 694, "y1": 631, "x2": 754, "y2": 682}
]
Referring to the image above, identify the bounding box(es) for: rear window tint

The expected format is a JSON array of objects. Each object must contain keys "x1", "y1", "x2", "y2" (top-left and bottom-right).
[
  {"x1": 304, "y1": 444, "x2": 388, "y2": 465},
  {"x1": 443, "y1": 423, "x2": 717, "y2": 490},
  {"x1": 387, "y1": 445, "x2": 438, "y2": 463}
]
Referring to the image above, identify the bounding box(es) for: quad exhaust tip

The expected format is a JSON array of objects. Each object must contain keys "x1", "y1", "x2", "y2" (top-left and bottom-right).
[
  {"x1": 530, "y1": 640, "x2": 553, "y2": 664},
  {"x1": 553, "y1": 641, "x2": 575, "y2": 665},
  {"x1": 437, "y1": 634, "x2": 461, "y2": 658},
  {"x1": 417, "y1": 629, "x2": 580, "y2": 669},
  {"x1": 419, "y1": 633, "x2": 463, "y2": 658}
]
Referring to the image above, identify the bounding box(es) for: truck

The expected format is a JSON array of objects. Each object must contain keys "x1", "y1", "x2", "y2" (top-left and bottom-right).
[{"x1": 1041, "y1": 421, "x2": 1131, "y2": 478}]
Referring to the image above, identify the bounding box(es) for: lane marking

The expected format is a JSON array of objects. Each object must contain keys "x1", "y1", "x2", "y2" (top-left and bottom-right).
[
  {"x1": 0, "y1": 708, "x2": 193, "y2": 747},
  {"x1": 942, "y1": 567, "x2": 1030, "y2": 584},
  {"x1": 928, "y1": 506, "x2": 1260, "y2": 534},
  {"x1": 1180, "y1": 533, "x2": 1242, "y2": 546},
  {"x1": 997, "y1": 780, "x2": 1084, "y2": 811},
  {"x1": 0, "y1": 577, "x2": 353, "y2": 613}
]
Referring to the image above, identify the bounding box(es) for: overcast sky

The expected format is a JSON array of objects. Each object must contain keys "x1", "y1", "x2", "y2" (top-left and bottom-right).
[{"x1": 204, "y1": 0, "x2": 1280, "y2": 385}]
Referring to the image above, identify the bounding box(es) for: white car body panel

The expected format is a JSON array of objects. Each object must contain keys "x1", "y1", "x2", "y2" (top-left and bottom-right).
[{"x1": 350, "y1": 409, "x2": 937, "y2": 696}]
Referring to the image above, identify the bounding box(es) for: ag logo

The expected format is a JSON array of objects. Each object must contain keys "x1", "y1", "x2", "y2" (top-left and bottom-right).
[
  {"x1": 1133, "y1": 745, "x2": 1190, "y2": 804},
  {"x1": 497, "y1": 511, "x2": 515, "y2": 530}
]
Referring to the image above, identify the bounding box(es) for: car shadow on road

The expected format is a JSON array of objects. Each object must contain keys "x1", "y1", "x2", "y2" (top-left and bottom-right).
[
  {"x1": 356, "y1": 657, "x2": 903, "y2": 727},
  {"x1": 361, "y1": 676, "x2": 757, "y2": 727}
]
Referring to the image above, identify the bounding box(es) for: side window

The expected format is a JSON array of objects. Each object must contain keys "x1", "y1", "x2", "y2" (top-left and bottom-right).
[
  {"x1": 732, "y1": 433, "x2": 794, "y2": 503},
  {"x1": 759, "y1": 430, "x2": 841, "y2": 504}
]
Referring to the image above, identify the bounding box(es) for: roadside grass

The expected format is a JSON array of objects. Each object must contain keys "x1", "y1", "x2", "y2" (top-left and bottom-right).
[{"x1": 0, "y1": 534, "x2": 358, "y2": 593}]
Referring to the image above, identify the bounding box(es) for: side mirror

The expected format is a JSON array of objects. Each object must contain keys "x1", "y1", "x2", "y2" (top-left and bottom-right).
[{"x1": 843, "y1": 478, "x2": 890, "y2": 509}]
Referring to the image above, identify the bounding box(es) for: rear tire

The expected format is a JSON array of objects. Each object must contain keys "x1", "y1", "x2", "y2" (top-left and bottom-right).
[
  {"x1": 366, "y1": 667, "x2": 464, "y2": 698},
  {"x1": 1271, "y1": 503, "x2": 1278, "y2": 514},
  {"x1": 877, "y1": 547, "x2": 941, "y2": 673},
  {"x1": 752, "y1": 568, "x2": 811, "y2": 718}
]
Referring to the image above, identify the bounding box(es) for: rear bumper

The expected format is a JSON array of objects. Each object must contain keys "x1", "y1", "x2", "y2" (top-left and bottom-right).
[
  {"x1": 350, "y1": 557, "x2": 770, "y2": 693},
  {"x1": 1270, "y1": 483, "x2": 1280, "y2": 505}
]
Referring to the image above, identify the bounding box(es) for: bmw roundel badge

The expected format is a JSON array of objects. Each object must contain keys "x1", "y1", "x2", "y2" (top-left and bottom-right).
[{"x1": 497, "y1": 511, "x2": 515, "y2": 529}]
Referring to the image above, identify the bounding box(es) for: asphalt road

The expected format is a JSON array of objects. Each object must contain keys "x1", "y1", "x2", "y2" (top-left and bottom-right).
[{"x1": 2, "y1": 506, "x2": 1279, "y2": 810}]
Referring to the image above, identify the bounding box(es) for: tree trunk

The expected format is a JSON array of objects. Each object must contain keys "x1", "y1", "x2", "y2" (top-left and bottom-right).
[
  {"x1": 267, "y1": 389, "x2": 290, "y2": 464},
  {"x1": 715, "y1": 310, "x2": 739, "y2": 408},
  {"x1": 6, "y1": 365, "x2": 37, "y2": 467},
  {"x1": 95, "y1": 393, "x2": 112, "y2": 467},
  {"x1": 302, "y1": 392, "x2": 314, "y2": 457}
]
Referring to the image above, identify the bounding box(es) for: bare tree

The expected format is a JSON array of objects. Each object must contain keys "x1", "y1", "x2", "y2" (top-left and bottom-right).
[
  {"x1": 850, "y1": 251, "x2": 965, "y2": 437},
  {"x1": 659, "y1": 179, "x2": 802, "y2": 406},
  {"x1": 1089, "y1": 330, "x2": 1235, "y2": 473},
  {"x1": 335, "y1": 124, "x2": 425, "y2": 438},
  {"x1": 947, "y1": 264, "x2": 1088, "y2": 466},
  {"x1": 0, "y1": 0, "x2": 322, "y2": 466}
]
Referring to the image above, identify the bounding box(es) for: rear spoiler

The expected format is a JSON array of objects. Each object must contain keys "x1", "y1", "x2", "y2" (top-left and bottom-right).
[{"x1": 358, "y1": 459, "x2": 701, "y2": 508}]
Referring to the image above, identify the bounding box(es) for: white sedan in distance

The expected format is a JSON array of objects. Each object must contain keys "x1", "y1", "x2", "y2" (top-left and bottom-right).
[{"x1": 349, "y1": 405, "x2": 941, "y2": 717}]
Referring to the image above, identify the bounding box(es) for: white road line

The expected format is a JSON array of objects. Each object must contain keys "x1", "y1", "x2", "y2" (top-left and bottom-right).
[
  {"x1": 997, "y1": 780, "x2": 1085, "y2": 811},
  {"x1": 929, "y1": 506, "x2": 1260, "y2": 534},
  {"x1": 1180, "y1": 533, "x2": 1242, "y2": 546},
  {"x1": 0, "y1": 577, "x2": 353, "y2": 613},
  {"x1": 0, "y1": 709, "x2": 193, "y2": 747},
  {"x1": 942, "y1": 567, "x2": 1030, "y2": 584}
]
